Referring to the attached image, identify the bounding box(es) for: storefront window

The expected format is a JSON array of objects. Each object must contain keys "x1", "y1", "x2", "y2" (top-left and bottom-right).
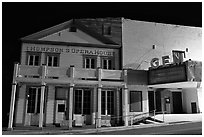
[
  {"x1": 130, "y1": 91, "x2": 142, "y2": 112},
  {"x1": 74, "y1": 89, "x2": 91, "y2": 115},
  {"x1": 101, "y1": 90, "x2": 114, "y2": 115}
]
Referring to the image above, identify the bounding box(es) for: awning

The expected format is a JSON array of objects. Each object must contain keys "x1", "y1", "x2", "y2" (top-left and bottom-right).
[{"x1": 148, "y1": 81, "x2": 201, "y2": 89}]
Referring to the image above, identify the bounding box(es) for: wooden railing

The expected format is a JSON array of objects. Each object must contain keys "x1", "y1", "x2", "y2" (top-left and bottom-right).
[{"x1": 15, "y1": 64, "x2": 125, "y2": 81}]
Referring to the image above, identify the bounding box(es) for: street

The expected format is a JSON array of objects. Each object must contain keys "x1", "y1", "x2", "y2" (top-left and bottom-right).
[{"x1": 85, "y1": 122, "x2": 202, "y2": 135}]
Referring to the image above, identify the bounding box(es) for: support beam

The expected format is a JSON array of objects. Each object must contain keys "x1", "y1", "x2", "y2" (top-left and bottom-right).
[
  {"x1": 68, "y1": 84, "x2": 74, "y2": 129},
  {"x1": 122, "y1": 69, "x2": 128, "y2": 126},
  {"x1": 97, "y1": 87, "x2": 102, "y2": 128},
  {"x1": 8, "y1": 63, "x2": 19, "y2": 129},
  {"x1": 39, "y1": 84, "x2": 46, "y2": 128},
  {"x1": 8, "y1": 82, "x2": 17, "y2": 129},
  {"x1": 122, "y1": 86, "x2": 128, "y2": 126}
]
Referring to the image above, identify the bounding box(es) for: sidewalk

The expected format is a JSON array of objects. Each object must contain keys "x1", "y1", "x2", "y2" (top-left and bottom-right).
[{"x1": 2, "y1": 114, "x2": 202, "y2": 135}]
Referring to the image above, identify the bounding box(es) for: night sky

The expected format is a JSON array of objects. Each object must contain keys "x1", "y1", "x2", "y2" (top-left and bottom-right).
[{"x1": 2, "y1": 2, "x2": 202, "y2": 127}]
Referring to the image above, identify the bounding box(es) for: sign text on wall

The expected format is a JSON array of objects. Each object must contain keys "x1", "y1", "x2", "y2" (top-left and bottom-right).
[{"x1": 26, "y1": 46, "x2": 114, "y2": 56}]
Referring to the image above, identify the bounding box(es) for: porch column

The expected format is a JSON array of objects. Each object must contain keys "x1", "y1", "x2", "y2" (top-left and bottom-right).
[
  {"x1": 122, "y1": 86, "x2": 128, "y2": 126},
  {"x1": 97, "y1": 67, "x2": 102, "y2": 128},
  {"x1": 122, "y1": 69, "x2": 128, "y2": 126},
  {"x1": 39, "y1": 83, "x2": 46, "y2": 128},
  {"x1": 97, "y1": 87, "x2": 102, "y2": 128},
  {"x1": 68, "y1": 84, "x2": 74, "y2": 129},
  {"x1": 8, "y1": 62, "x2": 19, "y2": 129}
]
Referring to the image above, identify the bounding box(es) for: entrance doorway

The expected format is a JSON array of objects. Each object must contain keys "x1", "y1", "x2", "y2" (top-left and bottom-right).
[
  {"x1": 172, "y1": 92, "x2": 183, "y2": 113},
  {"x1": 148, "y1": 91, "x2": 155, "y2": 112},
  {"x1": 25, "y1": 87, "x2": 41, "y2": 126},
  {"x1": 191, "y1": 102, "x2": 197, "y2": 113}
]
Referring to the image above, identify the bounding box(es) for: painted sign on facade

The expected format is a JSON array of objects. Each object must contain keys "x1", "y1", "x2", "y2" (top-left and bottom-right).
[{"x1": 26, "y1": 46, "x2": 114, "y2": 56}]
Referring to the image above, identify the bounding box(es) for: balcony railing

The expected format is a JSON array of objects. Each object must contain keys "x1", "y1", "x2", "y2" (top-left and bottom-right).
[{"x1": 15, "y1": 64, "x2": 125, "y2": 83}]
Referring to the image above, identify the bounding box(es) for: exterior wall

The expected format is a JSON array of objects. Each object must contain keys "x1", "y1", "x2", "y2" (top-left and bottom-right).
[
  {"x1": 15, "y1": 84, "x2": 26, "y2": 125},
  {"x1": 40, "y1": 29, "x2": 104, "y2": 44},
  {"x1": 45, "y1": 85, "x2": 55, "y2": 125},
  {"x1": 21, "y1": 43, "x2": 120, "y2": 69},
  {"x1": 182, "y1": 88, "x2": 199, "y2": 113},
  {"x1": 122, "y1": 19, "x2": 202, "y2": 70}
]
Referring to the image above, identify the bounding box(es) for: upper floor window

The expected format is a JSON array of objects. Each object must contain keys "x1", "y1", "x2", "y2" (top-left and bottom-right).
[
  {"x1": 27, "y1": 52, "x2": 41, "y2": 66},
  {"x1": 101, "y1": 57, "x2": 114, "y2": 70},
  {"x1": 102, "y1": 24, "x2": 111, "y2": 35},
  {"x1": 46, "y1": 53, "x2": 60, "y2": 67},
  {"x1": 84, "y1": 56, "x2": 96, "y2": 69}
]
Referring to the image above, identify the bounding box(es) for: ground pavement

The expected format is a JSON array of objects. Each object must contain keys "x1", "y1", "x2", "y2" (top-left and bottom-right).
[{"x1": 2, "y1": 113, "x2": 202, "y2": 135}]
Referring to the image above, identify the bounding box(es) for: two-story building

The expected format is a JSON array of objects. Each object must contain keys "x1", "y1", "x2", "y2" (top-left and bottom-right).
[{"x1": 8, "y1": 18, "x2": 202, "y2": 130}]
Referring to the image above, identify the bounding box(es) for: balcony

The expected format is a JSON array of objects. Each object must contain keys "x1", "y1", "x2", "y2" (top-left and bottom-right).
[{"x1": 14, "y1": 64, "x2": 125, "y2": 86}]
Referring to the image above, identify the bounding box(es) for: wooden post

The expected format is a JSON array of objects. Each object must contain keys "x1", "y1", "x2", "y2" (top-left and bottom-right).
[
  {"x1": 97, "y1": 67, "x2": 102, "y2": 128},
  {"x1": 68, "y1": 84, "x2": 74, "y2": 129},
  {"x1": 39, "y1": 83, "x2": 46, "y2": 128},
  {"x1": 39, "y1": 64, "x2": 46, "y2": 128},
  {"x1": 122, "y1": 69, "x2": 128, "y2": 126},
  {"x1": 97, "y1": 87, "x2": 102, "y2": 128},
  {"x1": 8, "y1": 62, "x2": 19, "y2": 130},
  {"x1": 69, "y1": 65, "x2": 75, "y2": 129}
]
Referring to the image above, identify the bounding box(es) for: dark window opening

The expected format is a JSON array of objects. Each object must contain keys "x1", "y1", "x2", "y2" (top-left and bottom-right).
[
  {"x1": 103, "y1": 24, "x2": 111, "y2": 35},
  {"x1": 58, "y1": 104, "x2": 65, "y2": 112},
  {"x1": 130, "y1": 91, "x2": 142, "y2": 112},
  {"x1": 69, "y1": 26, "x2": 77, "y2": 32}
]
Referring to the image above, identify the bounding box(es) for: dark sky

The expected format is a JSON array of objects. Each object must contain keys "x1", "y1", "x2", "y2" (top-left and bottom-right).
[{"x1": 2, "y1": 2, "x2": 202, "y2": 127}]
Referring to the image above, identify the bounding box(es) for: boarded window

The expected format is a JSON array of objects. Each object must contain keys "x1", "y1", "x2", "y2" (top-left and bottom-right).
[
  {"x1": 130, "y1": 91, "x2": 142, "y2": 112},
  {"x1": 56, "y1": 88, "x2": 67, "y2": 100}
]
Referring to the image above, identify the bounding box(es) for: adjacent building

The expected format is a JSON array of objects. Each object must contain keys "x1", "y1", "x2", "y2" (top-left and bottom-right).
[{"x1": 8, "y1": 18, "x2": 202, "y2": 129}]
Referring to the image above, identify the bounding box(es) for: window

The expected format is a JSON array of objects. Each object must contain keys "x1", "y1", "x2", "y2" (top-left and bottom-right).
[
  {"x1": 130, "y1": 91, "x2": 142, "y2": 112},
  {"x1": 56, "y1": 88, "x2": 67, "y2": 100},
  {"x1": 102, "y1": 24, "x2": 111, "y2": 35},
  {"x1": 46, "y1": 53, "x2": 59, "y2": 67},
  {"x1": 84, "y1": 56, "x2": 96, "y2": 69},
  {"x1": 27, "y1": 52, "x2": 41, "y2": 66},
  {"x1": 58, "y1": 104, "x2": 65, "y2": 112},
  {"x1": 74, "y1": 89, "x2": 91, "y2": 115},
  {"x1": 69, "y1": 26, "x2": 77, "y2": 32},
  {"x1": 102, "y1": 58, "x2": 112, "y2": 69},
  {"x1": 101, "y1": 90, "x2": 114, "y2": 115},
  {"x1": 27, "y1": 87, "x2": 41, "y2": 113}
]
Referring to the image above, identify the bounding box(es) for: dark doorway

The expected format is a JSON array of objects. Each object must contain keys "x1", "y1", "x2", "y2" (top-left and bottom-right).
[
  {"x1": 155, "y1": 90, "x2": 162, "y2": 112},
  {"x1": 172, "y1": 92, "x2": 183, "y2": 113},
  {"x1": 191, "y1": 102, "x2": 197, "y2": 113},
  {"x1": 148, "y1": 91, "x2": 155, "y2": 112}
]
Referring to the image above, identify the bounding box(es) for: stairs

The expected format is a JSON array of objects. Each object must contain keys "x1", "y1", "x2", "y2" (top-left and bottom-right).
[{"x1": 129, "y1": 111, "x2": 164, "y2": 125}]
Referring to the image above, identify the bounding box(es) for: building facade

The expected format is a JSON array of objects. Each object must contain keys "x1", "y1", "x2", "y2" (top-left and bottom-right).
[{"x1": 8, "y1": 18, "x2": 202, "y2": 129}]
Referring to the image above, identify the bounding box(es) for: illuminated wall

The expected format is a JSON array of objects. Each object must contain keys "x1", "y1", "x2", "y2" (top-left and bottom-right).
[{"x1": 122, "y1": 18, "x2": 202, "y2": 70}]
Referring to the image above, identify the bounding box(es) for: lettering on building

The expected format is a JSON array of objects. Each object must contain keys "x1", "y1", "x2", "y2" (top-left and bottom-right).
[{"x1": 26, "y1": 46, "x2": 114, "y2": 56}]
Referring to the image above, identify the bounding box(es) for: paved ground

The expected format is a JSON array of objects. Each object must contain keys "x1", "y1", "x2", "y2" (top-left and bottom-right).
[{"x1": 2, "y1": 113, "x2": 202, "y2": 135}]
